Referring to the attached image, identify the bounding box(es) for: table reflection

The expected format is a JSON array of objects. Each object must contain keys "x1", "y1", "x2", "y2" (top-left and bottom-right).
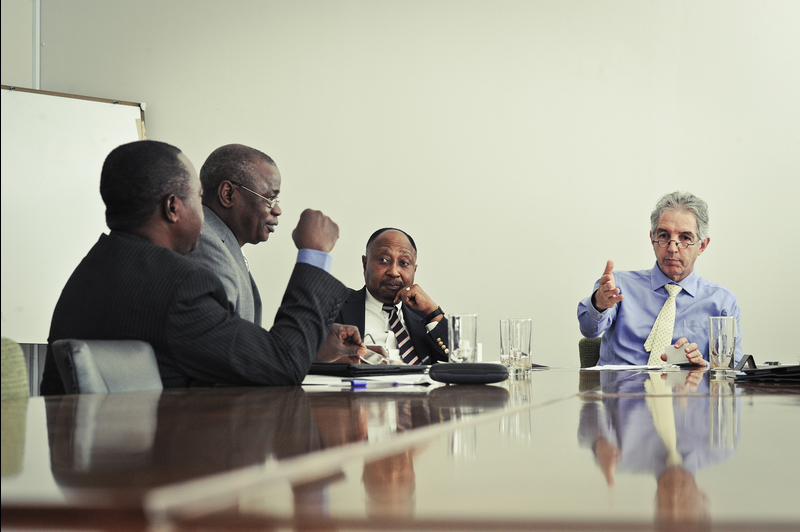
[
  {"x1": 46, "y1": 388, "x2": 324, "y2": 500},
  {"x1": 578, "y1": 371, "x2": 740, "y2": 531},
  {"x1": 293, "y1": 386, "x2": 509, "y2": 517}
]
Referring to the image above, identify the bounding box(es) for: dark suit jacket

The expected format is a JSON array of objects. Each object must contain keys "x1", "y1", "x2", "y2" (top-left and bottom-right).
[
  {"x1": 40, "y1": 231, "x2": 348, "y2": 395},
  {"x1": 335, "y1": 287, "x2": 449, "y2": 364}
]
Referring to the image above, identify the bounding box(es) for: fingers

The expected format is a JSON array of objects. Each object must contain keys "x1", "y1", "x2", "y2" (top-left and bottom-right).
[
  {"x1": 603, "y1": 260, "x2": 614, "y2": 277},
  {"x1": 292, "y1": 209, "x2": 340, "y2": 252},
  {"x1": 679, "y1": 339, "x2": 707, "y2": 367},
  {"x1": 333, "y1": 323, "x2": 364, "y2": 346},
  {"x1": 395, "y1": 284, "x2": 437, "y2": 314},
  {"x1": 592, "y1": 260, "x2": 624, "y2": 311}
]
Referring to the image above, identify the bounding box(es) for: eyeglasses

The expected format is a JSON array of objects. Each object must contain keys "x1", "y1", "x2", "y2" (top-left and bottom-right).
[
  {"x1": 230, "y1": 181, "x2": 280, "y2": 210},
  {"x1": 652, "y1": 239, "x2": 699, "y2": 250}
]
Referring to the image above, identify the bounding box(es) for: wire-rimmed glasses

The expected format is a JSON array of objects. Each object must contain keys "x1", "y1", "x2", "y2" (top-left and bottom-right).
[{"x1": 230, "y1": 181, "x2": 279, "y2": 210}]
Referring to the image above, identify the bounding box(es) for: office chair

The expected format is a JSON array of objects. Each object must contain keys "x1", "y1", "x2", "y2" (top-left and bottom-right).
[
  {"x1": 52, "y1": 339, "x2": 163, "y2": 394},
  {"x1": 578, "y1": 337, "x2": 602, "y2": 368},
  {"x1": 2, "y1": 337, "x2": 29, "y2": 399}
]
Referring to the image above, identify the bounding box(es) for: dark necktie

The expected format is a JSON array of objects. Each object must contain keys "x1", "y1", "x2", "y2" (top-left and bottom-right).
[{"x1": 383, "y1": 304, "x2": 418, "y2": 365}]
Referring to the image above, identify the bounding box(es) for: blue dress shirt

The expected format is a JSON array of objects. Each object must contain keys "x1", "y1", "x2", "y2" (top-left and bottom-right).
[
  {"x1": 577, "y1": 263, "x2": 743, "y2": 366},
  {"x1": 297, "y1": 249, "x2": 333, "y2": 273}
]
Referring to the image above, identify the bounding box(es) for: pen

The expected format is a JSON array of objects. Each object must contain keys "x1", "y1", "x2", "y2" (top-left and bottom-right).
[{"x1": 344, "y1": 379, "x2": 399, "y2": 389}]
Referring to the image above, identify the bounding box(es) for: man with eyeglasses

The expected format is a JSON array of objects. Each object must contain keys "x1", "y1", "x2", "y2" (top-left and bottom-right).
[
  {"x1": 188, "y1": 144, "x2": 283, "y2": 325},
  {"x1": 42, "y1": 140, "x2": 364, "y2": 395},
  {"x1": 188, "y1": 143, "x2": 364, "y2": 364},
  {"x1": 577, "y1": 191, "x2": 742, "y2": 367}
]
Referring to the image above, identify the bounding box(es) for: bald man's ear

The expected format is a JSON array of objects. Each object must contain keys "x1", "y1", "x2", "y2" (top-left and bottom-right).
[
  {"x1": 362, "y1": 255, "x2": 367, "y2": 273},
  {"x1": 218, "y1": 181, "x2": 235, "y2": 208},
  {"x1": 164, "y1": 194, "x2": 180, "y2": 223}
]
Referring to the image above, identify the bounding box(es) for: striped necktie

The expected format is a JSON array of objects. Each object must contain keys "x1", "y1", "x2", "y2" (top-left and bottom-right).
[
  {"x1": 383, "y1": 304, "x2": 418, "y2": 365},
  {"x1": 644, "y1": 284, "x2": 683, "y2": 366}
]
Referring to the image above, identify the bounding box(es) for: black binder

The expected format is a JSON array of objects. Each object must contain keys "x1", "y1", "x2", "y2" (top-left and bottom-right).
[
  {"x1": 734, "y1": 364, "x2": 799, "y2": 384},
  {"x1": 308, "y1": 362, "x2": 429, "y2": 378}
]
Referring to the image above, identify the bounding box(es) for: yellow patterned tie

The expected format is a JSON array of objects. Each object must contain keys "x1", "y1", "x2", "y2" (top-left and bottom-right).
[{"x1": 644, "y1": 284, "x2": 683, "y2": 366}]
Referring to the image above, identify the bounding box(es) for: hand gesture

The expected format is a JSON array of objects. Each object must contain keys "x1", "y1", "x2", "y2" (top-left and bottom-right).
[
  {"x1": 314, "y1": 324, "x2": 367, "y2": 363},
  {"x1": 395, "y1": 284, "x2": 440, "y2": 321},
  {"x1": 593, "y1": 260, "x2": 623, "y2": 311},
  {"x1": 660, "y1": 338, "x2": 707, "y2": 367},
  {"x1": 292, "y1": 209, "x2": 339, "y2": 252}
]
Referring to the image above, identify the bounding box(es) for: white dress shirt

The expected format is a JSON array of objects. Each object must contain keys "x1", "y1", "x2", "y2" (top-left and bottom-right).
[{"x1": 363, "y1": 289, "x2": 437, "y2": 363}]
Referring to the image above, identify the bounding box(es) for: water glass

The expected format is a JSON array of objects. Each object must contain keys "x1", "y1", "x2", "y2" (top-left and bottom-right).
[
  {"x1": 708, "y1": 316, "x2": 736, "y2": 377},
  {"x1": 448, "y1": 314, "x2": 478, "y2": 363},
  {"x1": 508, "y1": 318, "x2": 532, "y2": 374},
  {"x1": 499, "y1": 319, "x2": 511, "y2": 367}
]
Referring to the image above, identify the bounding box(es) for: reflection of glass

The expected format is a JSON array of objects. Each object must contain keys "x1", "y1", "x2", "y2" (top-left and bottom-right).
[
  {"x1": 448, "y1": 427, "x2": 477, "y2": 460},
  {"x1": 499, "y1": 411, "x2": 532, "y2": 442},
  {"x1": 448, "y1": 314, "x2": 478, "y2": 363},
  {"x1": 708, "y1": 316, "x2": 736, "y2": 378},
  {"x1": 709, "y1": 380, "x2": 737, "y2": 450},
  {"x1": 498, "y1": 372, "x2": 534, "y2": 441}
]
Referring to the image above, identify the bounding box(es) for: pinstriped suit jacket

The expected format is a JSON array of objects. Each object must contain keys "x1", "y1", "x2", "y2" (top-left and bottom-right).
[
  {"x1": 41, "y1": 231, "x2": 348, "y2": 395},
  {"x1": 189, "y1": 206, "x2": 262, "y2": 325}
]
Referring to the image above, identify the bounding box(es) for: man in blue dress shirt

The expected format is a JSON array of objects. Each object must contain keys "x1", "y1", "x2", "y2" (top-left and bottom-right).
[{"x1": 577, "y1": 191, "x2": 743, "y2": 366}]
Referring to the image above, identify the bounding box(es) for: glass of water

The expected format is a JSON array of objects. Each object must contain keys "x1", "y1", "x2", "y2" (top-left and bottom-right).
[
  {"x1": 708, "y1": 316, "x2": 736, "y2": 378},
  {"x1": 448, "y1": 314, "x2": 478, "y2": 363},
  {"x1": 508, "y1": 318, "x2": 532, "y2": 374},
  {"x1": 499, "y1": 319, "x2": 511, "y2": 367}
]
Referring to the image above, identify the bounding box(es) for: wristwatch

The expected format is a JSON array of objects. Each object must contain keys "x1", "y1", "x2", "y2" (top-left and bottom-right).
[{"x1": 425, "y1": 306, "x2": 444, "y2": 323}]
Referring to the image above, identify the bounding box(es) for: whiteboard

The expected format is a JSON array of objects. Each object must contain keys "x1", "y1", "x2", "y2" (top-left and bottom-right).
[{"x1": 1, "y1": 87, "x2": 144, "y2": 343}]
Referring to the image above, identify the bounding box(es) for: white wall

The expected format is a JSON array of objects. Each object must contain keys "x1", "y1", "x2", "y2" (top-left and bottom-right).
[{"x1": 3, "y1": 0, "x2": 799, "y2": 365}]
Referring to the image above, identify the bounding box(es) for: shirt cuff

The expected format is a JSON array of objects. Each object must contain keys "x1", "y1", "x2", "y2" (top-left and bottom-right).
[
  {"x1": 583, "y1": 295, "x2": 606, "y2": 320},
  {"x1": 297, "y1": 249, "x2": 333, "y2": 273}
]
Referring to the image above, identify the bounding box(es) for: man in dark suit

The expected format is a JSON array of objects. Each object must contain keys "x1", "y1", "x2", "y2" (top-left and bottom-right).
[
  {"x1": 336, "y1": 228, "x2": 449, "y2": 364},
  {"x1": 40, "y1": 140, "x2": 364, "y2": 395}
]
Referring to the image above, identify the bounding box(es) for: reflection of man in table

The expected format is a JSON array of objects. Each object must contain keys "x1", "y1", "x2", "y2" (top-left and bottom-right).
[
  {"x1": 46, "y1": 388, "x2": 324, "y2": 491},
  {"x1": 578, "y1": 372, "x2": 739, "y2": 530},
  {"x1": 336, "y1": 228, "x2": 449, "y2": 364},
  {"x1": 577, "y1": 191, "x2": 743, "y2": 366}
]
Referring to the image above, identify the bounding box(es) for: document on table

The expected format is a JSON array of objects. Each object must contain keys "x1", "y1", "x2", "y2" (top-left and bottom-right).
[
  {"x1": 302, "y1": 373, "x2": 433, "y2": 388},
  {"x1": 584, "y1": 364, "x2": 676, "y2": 371}
]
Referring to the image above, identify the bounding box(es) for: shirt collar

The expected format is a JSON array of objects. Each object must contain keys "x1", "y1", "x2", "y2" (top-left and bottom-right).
[{"x1": 650, "y1": 262, "x2": 698, "y2": 297}]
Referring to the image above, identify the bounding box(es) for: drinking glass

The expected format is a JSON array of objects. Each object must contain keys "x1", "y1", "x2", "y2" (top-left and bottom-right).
[
  {"x1": 499, "y1": 319, "x2": 511, "y2": 367},
  {"x1": 708, "y1": 316, "x2": 736, "y2": 378},
  {"x1": 508, "y1": 318, "x2": 532, "y2": 374},
  {"x1": 448, "y1": 314, "x2": 478, "y2": 363}
]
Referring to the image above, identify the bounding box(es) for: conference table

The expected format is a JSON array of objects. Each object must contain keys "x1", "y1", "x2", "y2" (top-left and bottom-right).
[{"x1": 2, "y1": 366, "x2": 798, "y2": 531}]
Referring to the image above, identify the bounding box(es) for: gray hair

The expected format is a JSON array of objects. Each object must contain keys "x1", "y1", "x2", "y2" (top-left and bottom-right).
[{"x1": 650, "y1": 191, "x2": 709, "y2": 241}]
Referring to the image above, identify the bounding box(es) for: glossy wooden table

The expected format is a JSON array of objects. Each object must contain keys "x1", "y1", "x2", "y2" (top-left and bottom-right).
[{"x1": 2, "y1": 368, "x2": 798, "y2": 531}]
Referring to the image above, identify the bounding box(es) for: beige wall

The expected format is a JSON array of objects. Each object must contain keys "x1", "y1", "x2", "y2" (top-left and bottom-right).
[
  {"x1": 3, "y1": 0, "x2": 799, "y2": 365},
  {"x1": 0, "y1": 0, "x2": 34, "y2": 87}
]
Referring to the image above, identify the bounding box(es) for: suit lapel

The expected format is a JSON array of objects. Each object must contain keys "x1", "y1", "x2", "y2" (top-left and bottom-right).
[{"x1": 339, "y1": 287, "x2": 367, "y2": 337}]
